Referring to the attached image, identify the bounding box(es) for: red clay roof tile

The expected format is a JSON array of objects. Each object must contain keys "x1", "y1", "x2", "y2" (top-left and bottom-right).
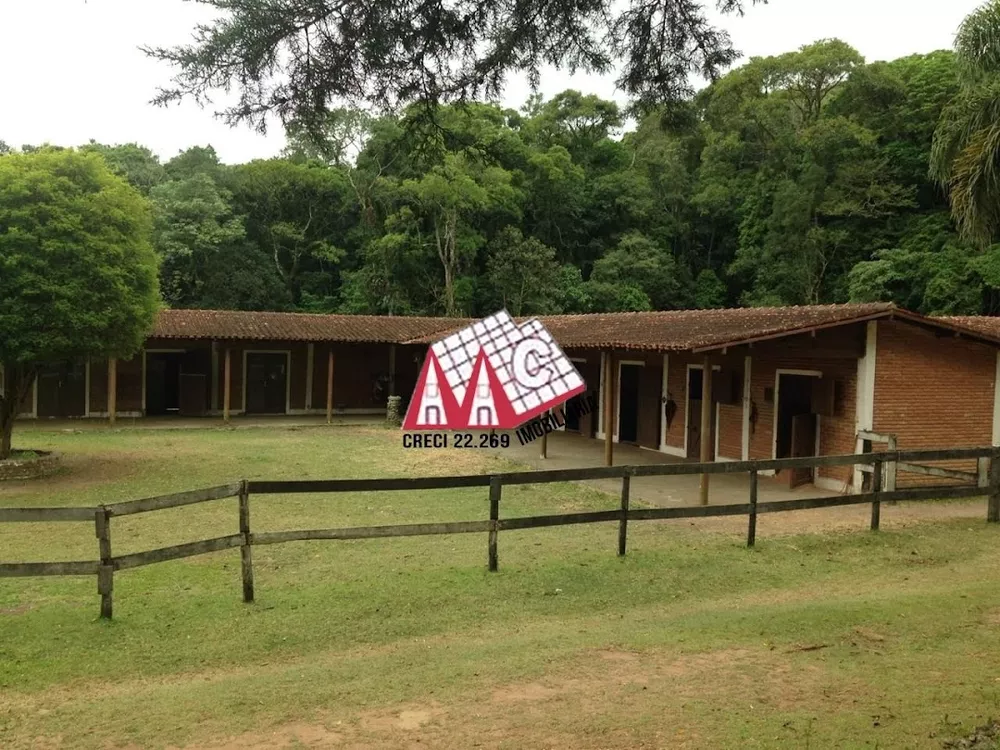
[{"x1": 151, "y1": 309, "x2": 464, "y2": 344}]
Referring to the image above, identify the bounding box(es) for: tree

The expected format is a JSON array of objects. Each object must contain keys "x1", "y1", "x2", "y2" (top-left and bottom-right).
[
  {"x1": 227, "y1": 159, "x2": 354, "y2": 306},
  {"x1": 400, "y1": 153, "x2": 519, "y2": 315},
  {"x1": 0, "y1": 149, "x2": 159, "y2": 458},
  {"x1": 484, "y1": 227, "x2": 562, "y2": 315},
  {"x1": 587, "y1": 231, "x2": 688, "y2": 310},
  {"x1": 283, "y1": 108, "x2": 375, "y2": 167},
  {"x1": 145, "y1": 0, "x2": 752, "y2": 128},
  {"x1": 150, "y1": 174, "x2": 250, "y2": 307},
  {"x1": 931, "y1": 0, "x2": 1000, "y2": 248},
  {"x1": 80, "y1": 141, "x2": 167, "y2": 195}
]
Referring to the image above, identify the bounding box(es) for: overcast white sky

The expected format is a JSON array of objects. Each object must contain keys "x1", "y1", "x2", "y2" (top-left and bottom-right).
[{"x1": 0, "y1": 0, "x2": 982, "y2": 164}]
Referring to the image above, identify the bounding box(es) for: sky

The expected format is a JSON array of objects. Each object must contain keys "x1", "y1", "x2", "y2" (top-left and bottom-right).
[{"x1": 0, "y1": 0, "x2": 983, "y2": 164}]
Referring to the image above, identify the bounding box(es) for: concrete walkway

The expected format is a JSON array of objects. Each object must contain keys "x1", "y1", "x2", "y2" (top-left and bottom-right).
[{"x1": 500, "y1": 431, "x2": 828, "y2": 508}]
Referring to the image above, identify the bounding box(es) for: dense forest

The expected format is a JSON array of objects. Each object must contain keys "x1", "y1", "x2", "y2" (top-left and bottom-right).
[{"x1": 7, "y1": 38, "x2": 1000, "y2": 317}]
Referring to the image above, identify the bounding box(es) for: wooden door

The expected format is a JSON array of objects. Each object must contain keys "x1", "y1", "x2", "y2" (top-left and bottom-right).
[
  {"x1": 245, "y1": 353, "x2": 288, "y2": 414},
  {"x1": 618, "y1": 365, "x2": 641, "y2": 443},
  {"x1": 36, "y1": 370, "x2": 60, "y2": 417},
  {"x1": 788, "y1": 413, "x2": 818, "y2": 488}
]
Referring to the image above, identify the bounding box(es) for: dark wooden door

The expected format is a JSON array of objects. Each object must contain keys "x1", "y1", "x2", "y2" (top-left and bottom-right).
[
  {"x1": 788, "y1": 413, "x2": 818, "y2": 488},
  {"x1": 638, "y1": 365, "x2": 662, "y2": 448},
  {"x1": 618, "y1": 364, "x2": 641, "y2": 443},
  {"x1": 36, "y1": 370, "x2": 60, "y2": 417},
  {"x1": 36, "y1": 361, "x2": 86, "y2": 417},
  {"x1": 246, "y1": 353, "x2": 288, "y2": 414}
]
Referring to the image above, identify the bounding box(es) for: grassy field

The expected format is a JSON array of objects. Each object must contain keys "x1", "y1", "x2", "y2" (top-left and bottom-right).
[{"x1": 2, "y1": 422, "x2": 1000, "y2": 749}]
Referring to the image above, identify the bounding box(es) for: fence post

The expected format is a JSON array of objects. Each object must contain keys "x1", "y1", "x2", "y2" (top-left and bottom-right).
[
  {"x1": 747, "y1": 469, "x2": 758, "y2": 548},
  {"x1": 886, "y1": 436, "x2": 898, "y2": 503},
  {"x1": 95, "y1": 507, "x2": 113, "y2": 619},
  {"x1": 618, "y1": 473, "x2": 630, "y2": 557},
  {"x1": 978, "y1": 456, "x2": 990, "y2": 489},
  {"x1": 988, "y1": 454, "x2": 1000, "y2": 523},
  {"x1": 870, "y1": 459, "x2": 883, "y2": 531},
  {"x1": 488, "y1": 476, "x2": 501, "y2": 572},
  {"x1": 238, "y1": 480, "x2": 254, "y2": 603}
]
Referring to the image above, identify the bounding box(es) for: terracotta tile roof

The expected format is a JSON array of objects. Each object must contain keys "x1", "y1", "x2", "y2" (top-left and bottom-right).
[
  {"x1": 149, "y1": 305, "x2": 1000, "y2": 352},
  {"x1": 405, "y1": 302, "x2": 903, "y2": 351},
  {"x1": 151, "y1": 309, "x2": 464, "y2": 344},
  {"x1": 939, "y1": 316, "x2": 1000, "y2": 338}
]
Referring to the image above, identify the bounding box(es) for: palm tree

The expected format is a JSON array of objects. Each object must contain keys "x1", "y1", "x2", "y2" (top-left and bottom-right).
[{"x1": 931, "y1": 0, "x2": 1000, "y2": 248}]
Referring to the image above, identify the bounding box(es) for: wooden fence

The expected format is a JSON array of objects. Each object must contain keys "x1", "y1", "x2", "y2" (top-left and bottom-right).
[{"x1": 2, "y1": 447, "x2": 999, "y2": 619}]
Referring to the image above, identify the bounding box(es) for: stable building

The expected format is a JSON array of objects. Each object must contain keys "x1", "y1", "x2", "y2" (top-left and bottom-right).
[{"x1": 13, "y1": 303, "x2": 1000, "y2": 494}]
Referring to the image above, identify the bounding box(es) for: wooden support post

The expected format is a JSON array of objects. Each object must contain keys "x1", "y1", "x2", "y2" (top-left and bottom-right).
[
  {"x1": 95, "y1": 507, "x2": 113, "y2": 619},
  {"x1": 886, "y1": 435, "x2": 898, "y2": 503},
  {"x1": 388, "y1": 344, "x2": 397, "y2": 397},
  {"x1": 618, "y1": 473, "x2": 630, "y2": 557},
  {"x1": 988, "y1": 456, "x2": 1000, "y2": 523},
  {"x1": 326, "y1": 349, "x2": 335, "y2": 425},
  {"x1": 539, "y1": 413, "x2": 548, "y2": 459},
  {"x1": 747, "y1": 469, "x2": 758, "y2": 548},
  {"x1": 488, "y1": 476, "x2": 501, "y2": 572},
  {"x1": 238, "y1": 480, "x2": 254, "y2": 603},
  {"x1": 223, "y1": 347, "x2": 231, "y2": 424},
  {"x1": 107, "y1": 358, "x2": 117, "y2": 427},
  {"x1": 870, "y1": 459, "x2": 883, "y2": 531},
  {"x1": 978, "y1": 456, "x2": 990, "y2": 489},
  {"x1": 699, "y1": 354, "x2": 712, "y2": 506},
  {"x1": 603, "y1": 353, "x2": 614, "y2": 467}
]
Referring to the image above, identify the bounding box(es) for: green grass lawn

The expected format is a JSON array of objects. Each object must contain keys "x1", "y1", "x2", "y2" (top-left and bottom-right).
[{"x1": 2, "y1": 423, "x2": 1000, "y2": 749}]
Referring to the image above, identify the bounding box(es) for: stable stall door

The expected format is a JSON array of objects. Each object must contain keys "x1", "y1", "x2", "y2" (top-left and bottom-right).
[
  {"x1": 246, "y1": 353, "x2": 288, "y2": 414},
  {"x1": 618, "y1": 364, "x2": 641, "y2": 443}
]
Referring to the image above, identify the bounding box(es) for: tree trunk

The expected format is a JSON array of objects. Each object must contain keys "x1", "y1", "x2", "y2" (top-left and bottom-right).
[
  {"x1": 0, "y1": 364, "x2": 35, "y2": 460},
  {"x1": 0, "y1": 404, "x2": 13, "y2": 460}
]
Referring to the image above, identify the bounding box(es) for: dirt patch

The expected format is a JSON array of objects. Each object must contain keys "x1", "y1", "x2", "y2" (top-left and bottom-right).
[
  {"x1": 943, "y1": 720, "x2": 1000, "y2": 749},
  {"x1": 679, "y1": 500, "x2": 988, "y2": 538},
  {"x1": 161, "y1": 645, "x2": 835, "y2": 750},
  {"x1": 0, "y1": 603, "x2": 33, "y2": 616}
]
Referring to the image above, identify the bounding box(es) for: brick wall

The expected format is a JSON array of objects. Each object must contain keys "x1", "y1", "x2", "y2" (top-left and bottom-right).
[{"x1": 874, "y1": 320, "x2": 996, "y2": 483}]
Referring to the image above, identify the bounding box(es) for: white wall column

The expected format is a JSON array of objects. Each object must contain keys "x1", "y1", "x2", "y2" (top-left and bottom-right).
[{"x1": 854, "y1": 321, "x2": 878, "y2": 490}]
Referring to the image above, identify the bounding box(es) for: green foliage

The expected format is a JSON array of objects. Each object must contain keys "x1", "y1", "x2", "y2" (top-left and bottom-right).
[
  {"x1": 14, "y1": 35, "x2": 995, "y2": 322},
  {"x1": 80, "y1": 141, "x2": 167, "y2": 195},
  {"x1": 587, "y1": 231, "x2": 687, "y2": 311},
  {"x1": 0, "y1": 148, "x2": 159, "y2": 456},
  {"x1": 483, "y1": 227, "x2": 562, "y2": 315},
  {"x1": 931, "y1": 0, "x2": 1000, "y2": 248},
  {"x1": 145, "y1": 0, "x2": 749, "y2": 127},
  {"x1": 0, "y1": 149, "x2": 159, "y2": 362}
]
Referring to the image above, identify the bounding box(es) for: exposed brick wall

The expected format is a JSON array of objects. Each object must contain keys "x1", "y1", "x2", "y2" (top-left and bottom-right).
[
  {"x1": 717, "y1": 403, "x2": 742, "y2": 459},
  {"x1": 664, "y1": 353, "x2": 691, "y2": 452},
  {"x1": 874, "y1": 320, "x2": 996, "y2": 483}
]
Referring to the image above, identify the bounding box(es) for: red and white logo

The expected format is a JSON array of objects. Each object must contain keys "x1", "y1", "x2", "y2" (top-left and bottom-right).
[{"x1": 402, "y1": 311, "x2": 586, "y2": 430}]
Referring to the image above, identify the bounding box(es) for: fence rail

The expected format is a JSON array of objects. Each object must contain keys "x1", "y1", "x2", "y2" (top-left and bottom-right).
[{"x1": 3, "y1": 446, "x2": 1000, "y2": 619}]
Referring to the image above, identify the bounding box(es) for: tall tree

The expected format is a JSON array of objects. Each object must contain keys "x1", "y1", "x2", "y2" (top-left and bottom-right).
[
  {"x1": 80, "y1": 141, "x2": 167, "y2": 195},
  {"x1": 0, "y1": 149, "x2": 159, "y2": 458},
  {"x1": 145, "y1": 0, "x2": 753, "y2": 128},
  {"x1": 931, "y1": 0, "x2": 1000, "y2": 248}
]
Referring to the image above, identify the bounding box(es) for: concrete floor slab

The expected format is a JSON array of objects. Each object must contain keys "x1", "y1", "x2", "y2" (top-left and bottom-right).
[{"x1": 499, "y1": 431, "x2": 829, "y2": 508}]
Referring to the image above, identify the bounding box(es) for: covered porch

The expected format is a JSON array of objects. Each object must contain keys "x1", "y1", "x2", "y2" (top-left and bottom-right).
[{"x1": 503, "y1": 430, "x2": 827, "y2": 507}]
